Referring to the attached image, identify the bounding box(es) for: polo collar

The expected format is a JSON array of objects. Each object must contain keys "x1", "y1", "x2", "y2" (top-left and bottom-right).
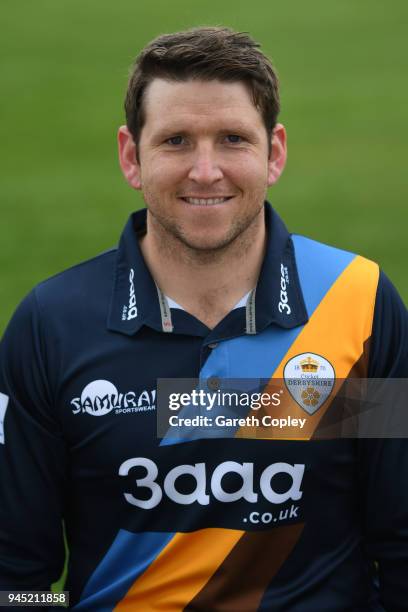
[{"x1": 107, "y1": 203, "x2": 308, "y2": 338}]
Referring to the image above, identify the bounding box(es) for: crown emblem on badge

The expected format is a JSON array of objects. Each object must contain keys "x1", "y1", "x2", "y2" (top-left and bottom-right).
[{"x1": 299, "y1": 356, "x2": 319, "y2": 372}]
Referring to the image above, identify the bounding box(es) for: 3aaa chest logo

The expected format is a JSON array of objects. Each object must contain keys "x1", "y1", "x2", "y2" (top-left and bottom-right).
[
  {"x1": 119, "y1": 458, "x2": 304, "y2": 510},
  {"x1": 283, "y1": 353, "x2": 335, "y2": 415},
  {"x1": 70, "y1": 379, "x2": 156, "y2": 416}
]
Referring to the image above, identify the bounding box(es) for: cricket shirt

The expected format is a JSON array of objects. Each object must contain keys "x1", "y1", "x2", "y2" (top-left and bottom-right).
[{"x1": 0, "y1": 203, "x2": 407, "y2": 611}]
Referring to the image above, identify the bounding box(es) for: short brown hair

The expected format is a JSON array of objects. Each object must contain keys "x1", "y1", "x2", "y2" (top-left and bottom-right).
[{"x1": 124, "y1": 27, "x2": 280, "y2": 146}]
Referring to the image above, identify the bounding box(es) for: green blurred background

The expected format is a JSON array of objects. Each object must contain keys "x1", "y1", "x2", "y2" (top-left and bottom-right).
[{"x1": 1, "y1": 0, "x2": 407, "y2": 335}]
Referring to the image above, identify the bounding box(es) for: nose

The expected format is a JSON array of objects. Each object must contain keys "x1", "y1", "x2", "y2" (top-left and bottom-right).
[{"x1": 187, "y1": 144, "x2": 224, "y2": 184}]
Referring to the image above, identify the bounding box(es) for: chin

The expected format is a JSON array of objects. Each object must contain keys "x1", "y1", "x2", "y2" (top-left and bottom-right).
[{"x1": 177, "y1": 231, "x2": 239, "y2": 253}]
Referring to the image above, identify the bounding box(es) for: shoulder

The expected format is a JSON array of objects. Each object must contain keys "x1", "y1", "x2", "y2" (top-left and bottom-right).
[
  {"x1": 291, "y1": 233, "x2": 378, "y2": 279},
  {"x1": 34, "y1": 248, "x2": 117, "y2": 308},
  {"x1": 291, "y1": 235, "x2": 407, "y2": 376},
  {"x1": 290, "y1": 233, "x2": 379, "y2": 312},
  {"x1": 2, "y1": 248, "x2": 118, "y2": 349}
]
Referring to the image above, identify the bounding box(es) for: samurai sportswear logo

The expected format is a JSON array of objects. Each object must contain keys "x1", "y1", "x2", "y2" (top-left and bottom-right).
[
  {"x1": 278, "y1": 263, "x2": 291, "y2": 315},
  {"x1": 71, "y1": 380, "x2": 156, "y2": 416},
  {"x1": 122, "y1": 268, "x2": 138, "y2": 321}
]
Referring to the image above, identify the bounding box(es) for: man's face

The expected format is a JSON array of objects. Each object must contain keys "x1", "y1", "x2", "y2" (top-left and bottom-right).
[{"x1": 119, "y1": 78, "x2": 286, "y2": 252}]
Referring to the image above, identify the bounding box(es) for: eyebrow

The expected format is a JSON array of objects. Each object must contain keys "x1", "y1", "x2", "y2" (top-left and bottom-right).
[{"x1": 151, "y1": 123, "x2": 260, "y2": 142}]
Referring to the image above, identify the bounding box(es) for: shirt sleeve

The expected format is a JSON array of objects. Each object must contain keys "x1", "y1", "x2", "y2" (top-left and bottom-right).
[
  {"x1": 368, "y1": 270, "x2": 408, "y2": 378},
  {"x1": 360, "y1": 270, "x2": 408, "y2": 610},
  {"x1": 0, "y1": 289, "x2": 67, "y2": 589}
]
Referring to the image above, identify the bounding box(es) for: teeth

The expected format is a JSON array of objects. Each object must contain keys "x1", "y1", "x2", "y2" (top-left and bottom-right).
[{"x1": 184, "y1": 197, "x2": 229, "y2": 205}]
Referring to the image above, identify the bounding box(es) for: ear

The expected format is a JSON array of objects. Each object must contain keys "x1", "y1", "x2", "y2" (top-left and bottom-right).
[
  {"x1": 267, "y1": 123, "x2": 287, "y2": 186},
  {"x1": 118, "y1": 126, "x2": 142, "y2": 190}
]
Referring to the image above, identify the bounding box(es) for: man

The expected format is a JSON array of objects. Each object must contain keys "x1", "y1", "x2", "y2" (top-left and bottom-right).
[{"x1": 0, "y1": 27, "x2": 407, "y2": 611}]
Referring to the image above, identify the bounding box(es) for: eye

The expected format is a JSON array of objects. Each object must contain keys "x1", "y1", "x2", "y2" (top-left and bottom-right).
[
  {"x1": 166, "y1": 136, "x2": 185, "y2": 146},
  {"x1": 225, "y1": 134, "x2": 243, "y2": 144}
]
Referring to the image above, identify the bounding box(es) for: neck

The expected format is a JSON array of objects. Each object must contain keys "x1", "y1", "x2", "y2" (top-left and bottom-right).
[{"x1": 139, "y1": 208, "x2": 266, "y2": 328}]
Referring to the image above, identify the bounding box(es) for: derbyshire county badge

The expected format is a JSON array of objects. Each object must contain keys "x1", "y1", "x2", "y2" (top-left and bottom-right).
[{"x1": 283, "y1": 353, "x2": 335, "y2": 415}]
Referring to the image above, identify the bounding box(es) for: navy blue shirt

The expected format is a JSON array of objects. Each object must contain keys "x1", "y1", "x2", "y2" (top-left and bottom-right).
[{"x1": 0, "y1": 204, "x2": 407, "y2": 610}]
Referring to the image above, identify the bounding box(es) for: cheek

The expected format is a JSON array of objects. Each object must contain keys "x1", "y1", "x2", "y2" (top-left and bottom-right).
[
  {"x1": 229, "y1": 157, "x2": 269, "y2": 189},
  {"x1": 141, "y1": 154, "x2": 188, "y2": 190}
]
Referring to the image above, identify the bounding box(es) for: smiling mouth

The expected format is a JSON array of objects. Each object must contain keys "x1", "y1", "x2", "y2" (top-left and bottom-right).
[{"x1": 180, "y1": 196, "x2": 233, "y2": 205}]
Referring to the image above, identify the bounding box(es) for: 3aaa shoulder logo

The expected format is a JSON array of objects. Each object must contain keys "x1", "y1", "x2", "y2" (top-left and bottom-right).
[
  {"x1": 122, "y1": 268, "x2": 137, "y2": 321},
  {"x1": 71, "y1": 380, "x2": 156, "y2": 416},
  {"x1": 284, "y1": 353, "x2": 335, "y2": 415}
]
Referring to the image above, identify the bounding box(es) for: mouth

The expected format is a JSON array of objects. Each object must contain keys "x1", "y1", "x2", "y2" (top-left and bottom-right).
[{"x1": 179, "y1": 196, "x2": 233, "y2": 206}]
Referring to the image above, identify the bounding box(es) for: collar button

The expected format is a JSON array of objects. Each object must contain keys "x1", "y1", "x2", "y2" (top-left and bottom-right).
[{"x1": 207, "y1": 376, "x2": 221, "y2": 391}]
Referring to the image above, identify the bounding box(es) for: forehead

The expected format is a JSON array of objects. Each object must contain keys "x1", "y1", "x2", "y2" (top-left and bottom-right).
[{"x1": 141, "y1": 78, "x2": 264, "y2": 132}]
